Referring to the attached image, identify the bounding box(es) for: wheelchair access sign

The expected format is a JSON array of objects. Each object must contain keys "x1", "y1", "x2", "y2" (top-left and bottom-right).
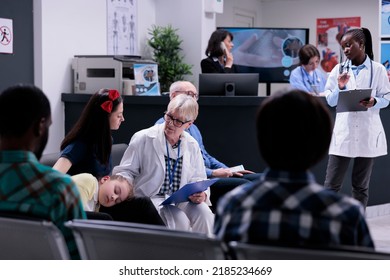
[{"x1": 0, "y1": 18, "x2": 13, "y2": 54}]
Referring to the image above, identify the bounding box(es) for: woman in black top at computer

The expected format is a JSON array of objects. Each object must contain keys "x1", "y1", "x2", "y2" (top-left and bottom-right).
[{"x1": 201, "y1": 29, "x2": 238, "y2": 73}]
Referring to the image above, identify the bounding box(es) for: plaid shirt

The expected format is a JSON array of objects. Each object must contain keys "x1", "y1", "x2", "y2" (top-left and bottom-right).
[
  {"x1": 159, "y1": 155, "x2": 183, "y2": 195},
  {"x1": 0, "y1": 151, "x2": 86, "y2": 259},
  {"x1": 214, "y1": 168, "x2": 374, "y2": 248}
]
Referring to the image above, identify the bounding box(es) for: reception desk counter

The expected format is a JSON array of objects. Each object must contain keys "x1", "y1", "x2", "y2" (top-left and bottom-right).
[{"x1": 62, "y1": 93, "x2": 390, "y2": 206}]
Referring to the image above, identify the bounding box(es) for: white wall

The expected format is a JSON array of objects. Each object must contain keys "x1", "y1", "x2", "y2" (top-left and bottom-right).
[
  {"x1": 34, "y1": 0, "x2": 217, "y2": 154},
  {"x1": 34, "y1": 0, "x2": 382, "y2": 153},
  {"x1": 153, "y1": 0, "x2": 218, "y2": 87},
  {"x1": 34, "y1": 0, "x2": 157, "y2": 153},
  {"x1": 153, "y1": 0, "x2": 204, "y2": 86},
  {"x1": 259, "y1": 0, "x2": 379, "y2": 53},
  {"x1": 136, "y1": 0, "x2": 157, "y2": 58},
  {"x1": 34, "y1": 0, "x2": 107, "y2": 153},
  {"x1": 217, "y1": 0, "x2": 262, "y2": 27}
]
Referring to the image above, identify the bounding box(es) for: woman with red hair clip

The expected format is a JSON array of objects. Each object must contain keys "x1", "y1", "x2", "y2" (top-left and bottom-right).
[
  {"x1": 53, "y1": 89, "x2": 166, "y2": 226},
  {"x1": 53, "y1": 88, "x2": 124, "y2": 179}
]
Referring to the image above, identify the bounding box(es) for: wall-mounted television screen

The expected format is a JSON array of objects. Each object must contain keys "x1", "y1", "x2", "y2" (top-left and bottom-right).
[{"x1": 218, "y1": 27, "x2": 309, "y2": 83}]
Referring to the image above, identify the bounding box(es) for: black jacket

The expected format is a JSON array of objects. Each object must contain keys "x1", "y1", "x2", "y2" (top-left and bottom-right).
[{"x1": 200, "y1": 57, "x2": 238, "y2": 73}]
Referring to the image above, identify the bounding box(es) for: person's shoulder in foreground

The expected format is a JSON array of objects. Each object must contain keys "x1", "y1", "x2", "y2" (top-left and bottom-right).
[
  {"x1": 214, "y1": 88, "x2": 374, "y2": 248},
  {"x1": 0, "y1": 84, "x2": 86, "y2": 259}
]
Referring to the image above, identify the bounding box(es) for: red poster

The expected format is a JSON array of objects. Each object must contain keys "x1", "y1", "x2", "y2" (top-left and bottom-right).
[{"x1": 316, "y1": 17, "x2": 361, "y2": 73}]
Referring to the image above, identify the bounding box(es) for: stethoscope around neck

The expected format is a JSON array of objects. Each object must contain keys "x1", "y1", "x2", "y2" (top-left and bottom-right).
[
  {"x1": 301, "y1": 67, "x2": 319, "y2": 89},
  {"x1": 341, "y1": 56, "x2": 374, "y2": 88}
]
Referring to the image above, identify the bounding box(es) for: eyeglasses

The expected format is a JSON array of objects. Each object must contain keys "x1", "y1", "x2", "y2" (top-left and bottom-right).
[
  {"x1": 175, "y1": 90, "x2": 199, "y2": 100},
  {"x1": 164, "y1": 112, "x2": 191, "y2": 128}
]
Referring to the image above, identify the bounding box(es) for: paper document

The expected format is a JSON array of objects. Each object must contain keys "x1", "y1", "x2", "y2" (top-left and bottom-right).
[
  {"x1": 228, "y1": 165, "x2": 245, "y2": 172},
  {"x1": 160, "y1": 178, "x2": 219, "y2": 205},
  {"x1": 337, "y1": 88, "x2": 372, "y2": 113}
]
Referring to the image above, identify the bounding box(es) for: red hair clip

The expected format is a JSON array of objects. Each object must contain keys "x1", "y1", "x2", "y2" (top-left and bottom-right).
[{"x1": 101, "y1": 89, "x2": 120, "y2": 113}]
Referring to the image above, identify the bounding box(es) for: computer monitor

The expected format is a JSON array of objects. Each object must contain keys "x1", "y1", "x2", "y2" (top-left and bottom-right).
[{"x1": 198, "y1": 73, "x2": 259, "y2": 96}]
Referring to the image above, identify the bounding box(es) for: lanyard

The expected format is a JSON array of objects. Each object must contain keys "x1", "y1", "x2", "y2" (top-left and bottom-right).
[
  {"x1": 166, "y1": 139, "x2": 181, "y2": 190},
  {"x1": 301, "y1": 67, "x2": 318, "y2": 91}
]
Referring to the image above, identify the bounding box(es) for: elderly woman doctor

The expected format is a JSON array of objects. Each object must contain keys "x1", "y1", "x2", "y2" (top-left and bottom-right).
[{"x1": 112, "y1": 94, "x2": 214, "y2": 234}]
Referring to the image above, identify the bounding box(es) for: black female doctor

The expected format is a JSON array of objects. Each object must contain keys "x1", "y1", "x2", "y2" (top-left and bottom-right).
[{"x1": 323, "y1": 28, "x2": 390, "y2": 208}]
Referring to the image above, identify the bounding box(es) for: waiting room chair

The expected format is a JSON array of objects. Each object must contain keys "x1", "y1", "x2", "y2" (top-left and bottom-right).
[
  {"x1": 111, "y1": 143, "x2": 128, "y2": 167},
  {"x1": 66, "y1": 219, "x2": 225, "y2": 260},
  {"x1": 0, "y1": 216, "x2": 70, "y2": 260},
  {"x1": 39, "y1": 143, "x2": 128, "y2": 167},
  {"x1": 39, "y1": 151, "x2": 60, "y2": 167},
  {"x1": 228, "y1": 241, "x2": 390, "y2": 260},
  {"x1": 85, "y1": 211, "x2": 113, "y2": 220}
]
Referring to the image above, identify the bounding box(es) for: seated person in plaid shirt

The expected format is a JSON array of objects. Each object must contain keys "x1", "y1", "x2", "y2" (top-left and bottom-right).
[
  {"x1": 113, "y1": 94, "x2": 214, "y2": 234},
  {"x1": 214, "y1": 89, "x2": 374, "y2": 248},
  {"x1": 0, "y1": 84, "x2": 86, "y2": 259}
]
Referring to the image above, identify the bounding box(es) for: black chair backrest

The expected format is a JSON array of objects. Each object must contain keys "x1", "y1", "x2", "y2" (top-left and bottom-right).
[
  {"x1": 111, "y1": 143, "x2": 128, "y2": 167},
  {"x1": 66, "y1": 219, "x2": 225, "y2": 260},
  {"x1": 228, "y1": 241, "x2": 390, "y2": 260},
  {"x1": 39, "y1": 143, "x2": 128, "y2": 167},
  {"x1": 0, "y1": 216, "x2": 70, "y2": 260},
  {"x1": 85, "y1": 211, "x2": 113, "y2": 220}
]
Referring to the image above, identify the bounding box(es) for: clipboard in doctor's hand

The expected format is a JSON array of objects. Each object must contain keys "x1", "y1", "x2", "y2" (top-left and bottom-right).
[
  {"x1": 160, "y1": 178, "x2": 219, "y2": 205},
  {"x1": 336, "y1": 88, "x2": 372, "y2": 113}
]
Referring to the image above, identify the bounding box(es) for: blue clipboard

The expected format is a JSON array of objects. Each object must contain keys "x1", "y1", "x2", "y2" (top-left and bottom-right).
[{"x1": 160, "y1": 178, "x2": 219, "y2": 205}]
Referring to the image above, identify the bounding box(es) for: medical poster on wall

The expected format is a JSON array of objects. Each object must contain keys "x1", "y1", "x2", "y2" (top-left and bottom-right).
[
  {"x1": 381, "y1": 0, "x2": 390, "y2": 37},
  {"x1": 316, "y1": 17, "x2": 361, "y2": 73},
  {"x1": 133, "y1": 64, "x2": 160, "y2": 96},
  {"x1": 107, "y1": 0, "x2": 138, "y2": 55},
  {"x1": 380, "y1": 41, "x2": 390, "y2": 81},
  {"x1": 0, "y1": 18, "x2": 13, "y2": 54}
]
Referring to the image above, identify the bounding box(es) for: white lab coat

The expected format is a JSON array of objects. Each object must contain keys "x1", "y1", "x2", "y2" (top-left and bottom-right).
[
  {"x1": 324, "y1": 56, "x2": 390, "y2": 158},
  {"x1": 112, "y1": 123, "x2": 210, "y2": 204}
]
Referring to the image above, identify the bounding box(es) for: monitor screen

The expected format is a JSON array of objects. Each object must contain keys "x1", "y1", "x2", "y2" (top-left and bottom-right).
[
  {"x1": 218, "y1": 27, "x2": 309, "y2": 83},
  {"x1": 198, "y1": 73, "x2": 259, "y2": 96}
]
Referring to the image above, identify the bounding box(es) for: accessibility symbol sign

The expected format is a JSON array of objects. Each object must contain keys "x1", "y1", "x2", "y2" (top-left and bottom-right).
[{"x1": 0, "y1": 18, "x2": 13, "y2": 54}]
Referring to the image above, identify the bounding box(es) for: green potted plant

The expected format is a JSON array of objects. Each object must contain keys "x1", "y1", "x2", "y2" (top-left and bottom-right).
[{"x1": 147, "y1": 24, "x2": 192, "y2": 93}]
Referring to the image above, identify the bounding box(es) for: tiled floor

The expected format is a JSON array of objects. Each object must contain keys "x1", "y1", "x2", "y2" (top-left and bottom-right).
[{"x1": 366, "y1": 203, "x2": 390, "y2": 253}]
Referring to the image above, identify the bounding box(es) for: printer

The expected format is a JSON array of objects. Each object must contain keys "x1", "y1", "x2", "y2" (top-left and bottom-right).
[{"x1": 72, "y1": 55, "x2": 157, "y2": 94}]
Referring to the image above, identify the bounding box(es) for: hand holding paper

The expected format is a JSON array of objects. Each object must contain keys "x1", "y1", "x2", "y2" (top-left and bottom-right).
[
  {"x1": 228, "y1": 164, "x2": 254, "y2": 177},
  {"x1": 228, "y1": 165, "x2": 245, "y2": 173}
]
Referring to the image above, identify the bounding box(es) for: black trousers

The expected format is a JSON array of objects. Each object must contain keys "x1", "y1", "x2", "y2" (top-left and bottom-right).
[
  {"x1": 209, "y1": 173, "x2": 262, "y2": 212},
  {"x1": 99, "y1": 196, "x2": 166, "y2": 226},
  {"x1": 324, "y1": 155, "x2": 374, "y2": 208}
]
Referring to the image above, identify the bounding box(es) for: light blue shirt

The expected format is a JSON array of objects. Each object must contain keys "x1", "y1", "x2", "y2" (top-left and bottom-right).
[{"x1": 289, "y1": 66, "x2": 327, "y2": 94}]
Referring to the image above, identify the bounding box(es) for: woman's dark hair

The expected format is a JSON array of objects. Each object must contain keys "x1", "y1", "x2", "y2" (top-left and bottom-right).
[
  {"x1": 343, "y1": 27, "x2": 374, "y2": 60},
  {"x1": 298, "y1": 44, "x2": 320, "y2": 65},
  {"x1": 205, "y1": 29, "x2": 233, "y2": 57},
  {"x1": 60, "y1": 88, "x2": 122, "y2": 164},
  {"x1": 0, "y1": 84, "x2": 51, "y2": 137},
  {"x1": 256, "y1": 89, "x2": 333, "y2": 171}
]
